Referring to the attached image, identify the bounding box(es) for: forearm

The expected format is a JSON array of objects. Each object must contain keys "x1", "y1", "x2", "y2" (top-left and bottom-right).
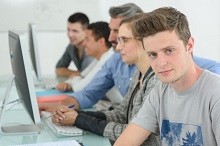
[
  {"x1": 103, "y1": 122, "x2": 128, "y2": 141},
  {"x1": 77, "y1": 110, "x2": 106, "y2": 120},
  {"x1": 114, "y1": 123, "x2": 151, "y2": 146},
  {"x1": 55, "y1": 68, "x2": 80, "y2": 77},
  {"x1": 69, "y1": 76, "x2": 84, "y2": 92},
  {"x1": 104, "y1": 95, "x2": 129, "y2": 123},
  {"x1": 72, "y1": 63, "x2": 115, "y2": 108},
  {"x1": 75, "y1": 113, "x2": 108, "y2": 136},
  {"x1": 59, "y1": 96, "x2": 80, "y2": 110},
  {"x1": 73, "y1": 87, "x2": 111, "y2": 108}
]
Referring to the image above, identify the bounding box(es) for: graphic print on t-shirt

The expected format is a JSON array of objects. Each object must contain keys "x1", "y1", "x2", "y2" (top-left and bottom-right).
[{"x1": 161, "y1": 119, "x2": 203, "y2": 146}]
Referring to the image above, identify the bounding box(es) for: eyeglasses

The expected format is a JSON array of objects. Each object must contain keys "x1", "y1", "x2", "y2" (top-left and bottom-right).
[{"x1": 117, "y1": 36, "x2": 133, "y2": 46}]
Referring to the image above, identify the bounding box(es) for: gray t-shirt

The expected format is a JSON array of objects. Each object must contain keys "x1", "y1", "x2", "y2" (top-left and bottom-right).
[
  {"x1": 56, "y1": 44, "x2": 94, "y2": 72},
  {"x1": 132, "y1": 70, "x2": 220, "y2": 146}
]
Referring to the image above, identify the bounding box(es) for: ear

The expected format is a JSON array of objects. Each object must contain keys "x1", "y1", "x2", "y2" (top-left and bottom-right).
[
  {"x1": 98, "y1": 38, "x2": 105, "y2": 46},
  {"x1": 186, "y1": 37, "x2": 194, "y2": 54}
]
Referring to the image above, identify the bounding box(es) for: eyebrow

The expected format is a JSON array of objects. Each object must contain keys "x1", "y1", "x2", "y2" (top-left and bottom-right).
[
  {"x1": 111, "y1": 28, "x2": 118, "y2": 31},
  {"x1": 146, "y1": 51, "x2": 155, "y2": 54},
  {"x1": 146, "y1": 46, "x2": 174, "y2": 54},
  {"x1": 118, "y1": 35, "x2": 132, "y2": 38}
]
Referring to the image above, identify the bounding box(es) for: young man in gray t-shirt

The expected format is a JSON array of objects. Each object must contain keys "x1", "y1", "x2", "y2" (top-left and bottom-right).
[{"x1": 114, "y1": 7, "x2": 220, "y2": 146}]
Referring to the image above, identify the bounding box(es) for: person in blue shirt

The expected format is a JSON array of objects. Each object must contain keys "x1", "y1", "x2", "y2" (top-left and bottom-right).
[
  {"x1": 38, "y1": 3, "x2": 220, "y2": 112},
  {"x1": 73, "y1": 52, "x2": 136, "y2": 108},
  {"x1": 194, "y1": 56, "x2": 220, "y2": 74}
]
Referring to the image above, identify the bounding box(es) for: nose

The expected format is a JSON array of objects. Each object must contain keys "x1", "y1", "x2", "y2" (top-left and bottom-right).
[
  {"x1": 82, "y1": 40, "x2": 86, "y2": 46},
  {"x1": 108, "y1": 31, "x2": 117, "y2": 43},
  {"x1": 68, "y1": 31, "x2": 75, "y2": 38},
  {"x1": 156, "y1": 53, "x2": 168, "y2": 67},
  {"x1": 116, "y1": 42, "x2": 122, "y2": 52}
]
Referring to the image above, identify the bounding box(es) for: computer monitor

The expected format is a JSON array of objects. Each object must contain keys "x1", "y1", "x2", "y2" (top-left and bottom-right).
[
  {"x1": 0, "y1": 30, "x2": 41, "y2": 135},
  {"x1": 28, "y1": 23, "x2": 60, "y2": 89},
  {"x1": 28, "y1": 23, "x2": 43, "y2": 81}
]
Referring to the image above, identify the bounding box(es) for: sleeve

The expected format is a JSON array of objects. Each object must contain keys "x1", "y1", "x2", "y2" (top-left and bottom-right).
[
  {"x1": 103, "y1": 71, "x2": 157, "y2": 141},
  {"x1": 56, "y1": 45, "x2": 72, "y2": 68},
  {"x1": 101, "y1": 72, "x2": 138, "y2": 141},
  {"x1": 65, "y1": 60, "x2": 98, "y2": 92},
  {"x1": 72, "y1": 60, "x2": 101, "y2": 92},
  {"x1": 77, "y1": 110, "x2": 106, "y2": 120},
  {"x1": 104, "y1": 81, "x2": 134, "y2": 123},
  {"x1": 75, "y1": 112, "x2": 108, "y2": 136},
  {"x1": 131, "y1": 86, "x2": 160, "y2": 135},
  {"x1": 210, "y1": 89, "x2": 220, "y2": 144},
  {"x1": 75, "y1": 110, "x2": 128, "y2": 140},
  {"x1": 102, "y1": 95, "x2": 131, "y2": 140},
  {"x1": 80, "y1": 59, "x2": 97, "y2": 77},
  {"x1": 66, "y1": 76, "x2": 83, "y2": 91},
  {"x1": 70, "y1": 54, "x2": 117, "y2": 108}
]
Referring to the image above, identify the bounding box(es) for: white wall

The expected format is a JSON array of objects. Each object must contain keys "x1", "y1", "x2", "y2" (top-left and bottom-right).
[{"x1": 0, "y1": 0, "x2": 220, "y2": 76}]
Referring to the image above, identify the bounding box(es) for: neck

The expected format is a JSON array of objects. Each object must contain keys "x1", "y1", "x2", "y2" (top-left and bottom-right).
[
  {"x1": 94, "y1": 47, "x2": 109, "y2": 60},
  {"x1": 135, "y1": 57, "x2": 151, "y2": 80},
  {"x1": 171, "y1": 59, "x2": 203, "y2": 92},
  {"x1": 75, "y1": 40, "x2": 84, "y2": 51},
  {"x1": 76, "y1": 45, "x2": 84, "y2": 51},
  {"x1": 75, "y1": 42, "x2": 84, "y2": 59}
]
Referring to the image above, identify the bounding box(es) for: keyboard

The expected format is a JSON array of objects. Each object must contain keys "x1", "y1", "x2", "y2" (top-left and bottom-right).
[
  {"x1": 12, "y1": 140, "x2": 81, "y2": 146},
  {"x1": 42, "y1": 112, "x2": 84, "y2": 137},
  {"x1": 35, "y1": 78, "x2": 59, "y2": 89}
]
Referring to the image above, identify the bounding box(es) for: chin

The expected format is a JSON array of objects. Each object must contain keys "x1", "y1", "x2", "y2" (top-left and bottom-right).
[
  {"x1": 85, "y1": 52, "x2": 91, "y2": 56},
  {"x1": 122, "y1": 58, "x2": 127, "y2": 63},
  {"x1": 70, "y1": 41, "x2": 77, "y2": 45},
  {"x1": 158, "y1": 76, "x2": 171, "y2": 83},
  {"x1": 122, "y1": 59, "x2": 131, "y2": 64}
]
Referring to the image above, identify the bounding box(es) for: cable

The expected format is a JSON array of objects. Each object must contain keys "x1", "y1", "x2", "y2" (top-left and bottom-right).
[{"x1": 0, "y1": 99, "x2": 22, "y2": 108}]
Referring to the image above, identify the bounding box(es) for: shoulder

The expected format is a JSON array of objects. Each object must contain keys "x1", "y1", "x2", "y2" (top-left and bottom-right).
[
  {"x1": 194, "y1": 56, "x2": 220, "y2": 75},
  {"x1": 199, "y1": 70, "x2": 220, "y2": 107},
  {"x1": 64, "y1": 44, "x2": 75, "y2": 54},
  {"x1": 200, "y1": 70, "x2": 220, "y2": 92},
  {"x1": 202, "y1": 70, "x2": 220, "y2": 83},
  {"x1": 108, "y1": 52, "x2": 121, "y2": 60},
  {"x1": 66, "y1": 44, "x2": 74, "y2": 50},
  {"x1": 149, "y1": 81, "x2": 170, "y2": 96},
  {"x1": 132, "y1": 69, "x2": 140, "y2": 79},
  {"x1": 100, "y1": 48, "x2": 114, "y2": 61},
  {"x1": 194, "y1": 55, "x2": 218, "y2": 64},
  {"x1": 104, "y1": 52, "x2": 122, "y2": 67},
  {"x1": 84, "y1": 55, "x2": 94, "y2": 61}
]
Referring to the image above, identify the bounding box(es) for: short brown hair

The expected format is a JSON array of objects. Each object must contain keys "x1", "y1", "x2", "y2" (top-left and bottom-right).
[{"x1": 133, "y1": 7, "x2": 191, "y2": 46}]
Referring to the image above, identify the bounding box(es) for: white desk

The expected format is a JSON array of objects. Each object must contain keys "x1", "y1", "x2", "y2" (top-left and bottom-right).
[
  {"x1": 0, "y1": 75, "x2": 111, "y2": 146},
  {"x1": 0, "y1": 109, "x2": 111, "y2": 146}
]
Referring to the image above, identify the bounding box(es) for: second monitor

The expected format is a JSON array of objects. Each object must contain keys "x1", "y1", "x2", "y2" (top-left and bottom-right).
[
  {"x1": 28, "y1": 23, "x2": 43, "y2": 81},
  {"x1": 28, "y1": 23, "x2": 59, "y2": 89}
]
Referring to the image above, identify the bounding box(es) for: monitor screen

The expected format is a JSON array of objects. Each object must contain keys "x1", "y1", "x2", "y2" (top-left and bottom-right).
[
  {"x1": 28, "y1": 23, "x2": 43, "y2": 81},
  {"x1": 8, "y1": 30, "x2": 41, "y2": 125}
]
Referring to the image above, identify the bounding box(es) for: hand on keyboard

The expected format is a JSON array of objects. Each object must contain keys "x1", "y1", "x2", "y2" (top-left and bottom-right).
[{"x1": 42, "y1": 112, "x2": 84, "y2": 137}]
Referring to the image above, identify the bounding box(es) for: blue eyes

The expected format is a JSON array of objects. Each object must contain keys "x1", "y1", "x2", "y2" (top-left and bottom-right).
[
  {"x1": 166, "y1": 49, "x2": 173, "y2": 53},
  {"x1": 148, "y1": 53, "x2": 157, "y2": 58},
  {"x1": 148, "y1": 49, "x2": 174, "y2": 58}
]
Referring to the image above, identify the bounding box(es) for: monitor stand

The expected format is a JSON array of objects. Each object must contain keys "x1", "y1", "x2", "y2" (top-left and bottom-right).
[{"x1": 0, "y1": 75, "x2": 40, "y2": 135}]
